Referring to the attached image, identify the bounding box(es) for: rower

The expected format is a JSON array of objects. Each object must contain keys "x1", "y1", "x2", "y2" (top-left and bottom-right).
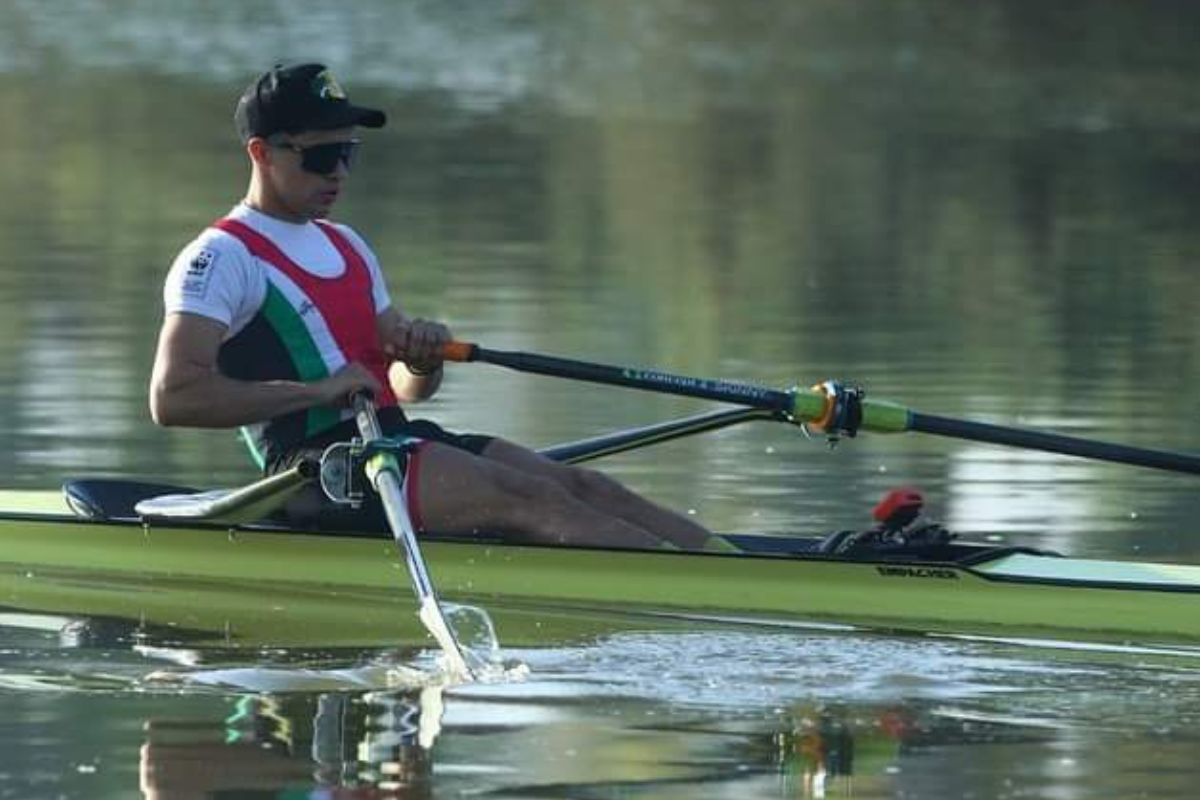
[{"x1": 148, "y1": 62, "x2": 732, "y2": 553}]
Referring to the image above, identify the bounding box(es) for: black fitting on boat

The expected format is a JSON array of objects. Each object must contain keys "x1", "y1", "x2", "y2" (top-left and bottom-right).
[{"x1": 319, "y1": 436, "x2": 421, "y2": 507}]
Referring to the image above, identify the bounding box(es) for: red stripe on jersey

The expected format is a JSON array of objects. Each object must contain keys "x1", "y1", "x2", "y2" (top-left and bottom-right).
[{"x1": 213, "y1": 218, "x2": 396, "y2": 406}]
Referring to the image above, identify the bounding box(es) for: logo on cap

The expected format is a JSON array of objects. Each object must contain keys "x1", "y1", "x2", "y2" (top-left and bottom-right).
[{"x1": 312, "y1": 70, "x2": 347, "y2": 101}]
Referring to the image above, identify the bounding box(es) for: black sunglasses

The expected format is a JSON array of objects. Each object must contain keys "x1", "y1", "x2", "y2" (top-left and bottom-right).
[{"x1": 271, "y1": 139, "x2": 361, "y2": 175}]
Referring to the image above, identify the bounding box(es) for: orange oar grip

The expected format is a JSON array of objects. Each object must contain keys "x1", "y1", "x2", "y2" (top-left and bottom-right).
[{"x1": 441, "y1": 341, "x2": 478, "y2": 363}]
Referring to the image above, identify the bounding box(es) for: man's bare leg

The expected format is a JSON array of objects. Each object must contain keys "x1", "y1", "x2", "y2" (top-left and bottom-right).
[
  {"x1": 412, "y1": 442, "x2": 668, "y2": 549},
  {"x1": 479, "y1": 439, "x2": 721, "y2": 551}
]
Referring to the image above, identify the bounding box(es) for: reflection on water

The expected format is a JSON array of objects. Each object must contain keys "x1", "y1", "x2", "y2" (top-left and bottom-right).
[
  {"x1": 140, "y1": 692, "x2": 437, "y2": 798},
  {"x1": 7, "y1": 611, "x2": 1200, "y2": 798}
]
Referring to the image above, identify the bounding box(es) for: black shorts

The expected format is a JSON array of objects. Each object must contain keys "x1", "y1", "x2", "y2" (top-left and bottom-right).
[
  {"x1": 267, "y1": 406, "x2": 494, "y2": 474},
  {"x1": 267, "y1": 407, "x2": 494, "y2": 533}
]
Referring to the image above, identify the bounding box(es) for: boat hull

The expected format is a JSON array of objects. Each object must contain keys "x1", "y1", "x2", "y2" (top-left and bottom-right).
[{"x1": 3, "y1": 509, "x2": 1200, "y2": 647}]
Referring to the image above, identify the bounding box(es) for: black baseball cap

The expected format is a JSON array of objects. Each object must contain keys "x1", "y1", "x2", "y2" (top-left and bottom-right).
[{"x1": 234, "y1": 63, "x2": 386, "y2": 143}]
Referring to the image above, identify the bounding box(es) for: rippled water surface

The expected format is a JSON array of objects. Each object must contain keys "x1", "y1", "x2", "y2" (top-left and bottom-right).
[
  {"x1": 2, "y1": 1, "x2": 1199, "y2": 797},
  {"x1": 7, "y1": 612, "x2": 1200, "y2": 798}
]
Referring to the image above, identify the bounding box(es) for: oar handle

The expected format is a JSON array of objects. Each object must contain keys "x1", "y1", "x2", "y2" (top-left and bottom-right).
[
  {"x1": 351, "y1": 392, "x2": 388, "y2": 444},
  {"x1": 442, "y1": 341, "x2": 478, "y2": 362},
  {"x1": 349, "y1": 388, "x2": 375, "y2": 416}
]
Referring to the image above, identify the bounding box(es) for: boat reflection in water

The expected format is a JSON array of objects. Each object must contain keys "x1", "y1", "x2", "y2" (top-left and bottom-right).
[
  {"x1": 754, "y1": 704, "x2": 908, "y2": 798},
  {"x1": 777, "y1": 707, "x2": 859, "y2": 797},
  {"x1": 139, "y1": 692, "x2": 912, "y2": 799},
  {"x1": 139, "y1": 688, "x2": 441, "y2": 799}
]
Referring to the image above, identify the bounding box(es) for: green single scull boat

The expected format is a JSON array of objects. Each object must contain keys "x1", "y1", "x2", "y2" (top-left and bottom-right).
[
  {"x1": 2, "y1": 346, "x2": 1198, "y2": 649},
  {"x1": 1, "y1": 475, "x2": 1199, "y2": 647}
]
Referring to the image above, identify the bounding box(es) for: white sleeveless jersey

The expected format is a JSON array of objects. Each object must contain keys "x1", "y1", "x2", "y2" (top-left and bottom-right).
[{"x1": 162, "y1": 203, "x2": 392, "y2": 337}]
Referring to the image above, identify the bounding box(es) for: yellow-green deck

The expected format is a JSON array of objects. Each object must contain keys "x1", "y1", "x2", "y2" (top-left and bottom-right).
[{"x1": 2, "y1": 490, "x2": 1199, "y2": 647}]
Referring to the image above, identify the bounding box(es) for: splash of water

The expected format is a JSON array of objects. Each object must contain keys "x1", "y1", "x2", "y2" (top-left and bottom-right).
[
  {"x1": 440, "y1": 602, "x2": 530, "y2": 683},
  {"x1": 137, "y1": 602, "x2": 526, "y2": 694}
]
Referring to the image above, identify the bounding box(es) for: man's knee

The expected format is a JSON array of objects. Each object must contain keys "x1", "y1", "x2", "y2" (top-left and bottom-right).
[{"x1": 557, "y1": 465, "x2": 623, "y2": 503}]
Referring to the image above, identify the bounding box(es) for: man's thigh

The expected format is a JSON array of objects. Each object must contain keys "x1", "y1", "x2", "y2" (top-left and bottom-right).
[{"x1": 478, "y1": 438, "x2": 578, "y2": 486}]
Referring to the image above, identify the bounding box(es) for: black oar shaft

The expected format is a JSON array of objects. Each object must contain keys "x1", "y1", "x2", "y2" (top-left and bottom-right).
[
  {"x1": 911, "y1": 412, "x2": 1200, "y2": 475},
  {"x1": 460, "y1": 345, "x2": 796, "y2": 413},
  {"x1": 442, "y1": 341, "x2": 1200, "y2": 477}
]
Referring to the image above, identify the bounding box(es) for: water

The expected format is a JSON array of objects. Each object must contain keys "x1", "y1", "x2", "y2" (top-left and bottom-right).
[
  {"x1": 1, "y1": 1, "x2": 1199, "y2": 796},
  {"x1": 7, "y1": 614, "x2": 1200, "y2": 798}
]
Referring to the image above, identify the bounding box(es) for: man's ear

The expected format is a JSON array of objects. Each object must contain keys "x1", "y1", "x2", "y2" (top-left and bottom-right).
[{"x1": 246, "y1": 137, "x2": 272, "y2": 167}]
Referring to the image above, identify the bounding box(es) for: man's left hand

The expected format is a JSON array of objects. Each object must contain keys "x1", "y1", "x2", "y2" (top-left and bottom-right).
[{"x1": 384, "y1": 317, "x2": 451, "y2": 374}]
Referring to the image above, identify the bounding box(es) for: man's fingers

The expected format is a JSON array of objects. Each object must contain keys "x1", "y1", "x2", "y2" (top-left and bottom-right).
[
  {"x1": 338, "y1": 370, "x2": 381, "y2": 407},
  {"x1": 360, "y1": 366, "x2": 383, "y2": 393},
  {"x1": 388, "y1": 319, "x2": 450, "y2": 369},
  {"x1": 417, "y1": 321, "x2": 450, "y2": 349},
  {"x1": 390, "y1": 321, "x2": 411, "y2": 353}
]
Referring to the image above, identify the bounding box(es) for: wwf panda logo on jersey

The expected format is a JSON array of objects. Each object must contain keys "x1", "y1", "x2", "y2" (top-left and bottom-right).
[{"x1": 182, "y1": 248, "x2": 218, "y2": 297}]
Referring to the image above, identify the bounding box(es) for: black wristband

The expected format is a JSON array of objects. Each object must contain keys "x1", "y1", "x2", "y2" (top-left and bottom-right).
[{"x1": 407, "y1": 362, "x2": 442, "y2": 377}]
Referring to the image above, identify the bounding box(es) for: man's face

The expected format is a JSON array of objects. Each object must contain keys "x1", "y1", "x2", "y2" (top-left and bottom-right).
[{"x1": 263, "y1": 127, "x2": 359, "y2": 219}]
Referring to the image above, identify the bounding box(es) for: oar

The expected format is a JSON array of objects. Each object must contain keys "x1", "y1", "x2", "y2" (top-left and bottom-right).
[
  {"x1": 351, "y1": 393, "x2": 474, "y2": 679},
  {"x1": 539, "y1": 407, "x2": 780, "y2": 464},
  {"x1": 441, "y1": 342, "x2": 1200, "y2": 476}
]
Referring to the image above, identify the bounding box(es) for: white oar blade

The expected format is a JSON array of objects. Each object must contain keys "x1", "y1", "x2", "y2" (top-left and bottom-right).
[{"x1": 418, "y1": 598, "x2": 473, "y2": 680}]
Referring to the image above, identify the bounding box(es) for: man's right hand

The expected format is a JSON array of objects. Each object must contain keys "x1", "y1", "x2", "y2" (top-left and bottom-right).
[
  {"x1": 315, "y1": 362, "x2": 382, "y2": 407},
  {"x1": 151, "y1": 313, "x2": 388, "y2": 428}
]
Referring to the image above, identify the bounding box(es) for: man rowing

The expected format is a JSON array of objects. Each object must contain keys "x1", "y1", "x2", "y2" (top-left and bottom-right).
[{"x1": 149, "y1": 63, "x2": 731, "y2": 552}]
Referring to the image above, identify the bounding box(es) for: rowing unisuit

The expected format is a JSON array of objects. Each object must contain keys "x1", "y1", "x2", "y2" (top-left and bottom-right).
[{"x1": 162, "y1": 203, "x2": 396, "y2": 464}]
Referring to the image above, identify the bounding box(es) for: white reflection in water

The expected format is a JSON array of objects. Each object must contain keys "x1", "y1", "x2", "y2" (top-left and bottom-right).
[
  {"x1": 16, "y1": 304, "x2": 134, "y2": 469},
  {"x1": 944, "y1": 445, "x2": 1102, "y2": 550}
]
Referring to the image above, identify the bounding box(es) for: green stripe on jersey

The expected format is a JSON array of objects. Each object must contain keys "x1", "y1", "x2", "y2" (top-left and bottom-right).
[{"x1": 260, "y1": 283, "x2": 340, "y2": 437}]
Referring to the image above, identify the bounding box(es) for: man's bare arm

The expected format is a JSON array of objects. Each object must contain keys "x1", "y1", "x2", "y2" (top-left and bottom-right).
[{"x1": 149, "y1": 312, "x2": 380, "y2": 427}]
